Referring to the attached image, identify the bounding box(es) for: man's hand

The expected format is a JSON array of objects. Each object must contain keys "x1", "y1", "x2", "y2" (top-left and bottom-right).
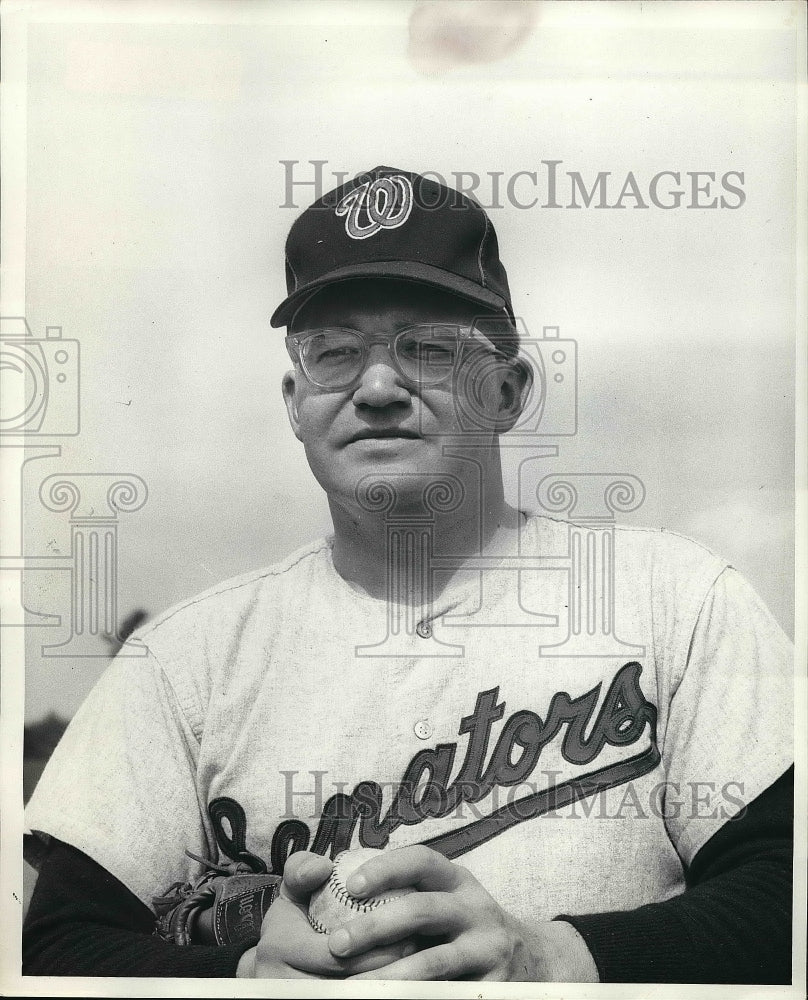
[
  {"x1": 321, "y1": 845, "x2": 598, "y2": 982},
  {"x1": 236, "y1": 851, "x2": 415, "y2": 979}
]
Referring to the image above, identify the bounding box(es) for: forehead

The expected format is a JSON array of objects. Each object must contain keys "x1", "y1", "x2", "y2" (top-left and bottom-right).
[{"x1": 290, "y1": 278, "x2": 485, "y2": 332}]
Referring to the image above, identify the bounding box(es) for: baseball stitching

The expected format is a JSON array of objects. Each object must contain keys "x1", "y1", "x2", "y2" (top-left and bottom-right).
[{"x1": 307, "y1": 851, "x2": 405, "y2": 934}]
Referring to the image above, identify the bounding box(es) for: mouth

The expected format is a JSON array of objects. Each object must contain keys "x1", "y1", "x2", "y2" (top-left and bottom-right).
[{"x1": 347, "y1": 428, "x2": 422, "y2": 444}]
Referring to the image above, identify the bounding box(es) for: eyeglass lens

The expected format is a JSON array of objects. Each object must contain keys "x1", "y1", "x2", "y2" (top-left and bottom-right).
[{"x1": 299, "y1": 326, "x2": 463, "y2": 387}]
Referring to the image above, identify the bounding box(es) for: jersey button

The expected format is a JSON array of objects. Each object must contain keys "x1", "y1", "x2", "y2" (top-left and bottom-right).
[
  {"x1": 415, "y1": 620, "x2": 432, "y2": 639},
  {"x1": 413, "y1": 719, "x2": 433, "y2": 740}
]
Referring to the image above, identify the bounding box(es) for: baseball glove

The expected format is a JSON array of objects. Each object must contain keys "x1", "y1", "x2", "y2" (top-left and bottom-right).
[{"x1": 152, "y1": 851, "x2": 281, "y2": 948}]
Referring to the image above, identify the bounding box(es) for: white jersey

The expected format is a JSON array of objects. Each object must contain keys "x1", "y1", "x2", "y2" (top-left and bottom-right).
[{"x1": 25, "y1": 515, "x2": 794, "y2": 927}]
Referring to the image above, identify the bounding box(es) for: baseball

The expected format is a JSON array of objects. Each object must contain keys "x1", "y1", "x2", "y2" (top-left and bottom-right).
[{"x1": 308, "y1": 848, "x2": 416, "y2": 937}]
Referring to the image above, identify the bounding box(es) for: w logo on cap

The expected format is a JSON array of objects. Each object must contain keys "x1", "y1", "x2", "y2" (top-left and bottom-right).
[{"x1": 335, "y1": 174, "x2": 413, "y2": 240}]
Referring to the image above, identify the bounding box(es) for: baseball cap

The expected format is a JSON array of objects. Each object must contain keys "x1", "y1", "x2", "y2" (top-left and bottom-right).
[{"x1": 270, "y1": 165, "x2": 514, "y2": 329}]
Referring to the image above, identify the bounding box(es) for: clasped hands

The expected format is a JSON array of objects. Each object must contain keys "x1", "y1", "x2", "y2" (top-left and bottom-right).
[{"x1": 236, "y1": 845, "x2": 597, "y2": 982}]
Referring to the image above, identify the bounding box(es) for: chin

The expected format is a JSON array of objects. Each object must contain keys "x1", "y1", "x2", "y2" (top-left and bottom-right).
[{"x1": 319, "y1": 457, "x2": 463, "y2": 512}]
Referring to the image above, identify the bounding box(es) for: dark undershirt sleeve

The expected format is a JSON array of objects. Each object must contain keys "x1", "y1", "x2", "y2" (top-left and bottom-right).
[
  {"x1": 558, "y1": 765, "x2": 794, "y2": 984},
  {"x1": 22, "y1": 841, "x2": 248, "y2": 977}
]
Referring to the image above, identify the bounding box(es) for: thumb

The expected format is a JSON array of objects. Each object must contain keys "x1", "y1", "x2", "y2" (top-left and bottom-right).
[{"x1": 280, "y1": 851, "x2": 333, "y2": 905}]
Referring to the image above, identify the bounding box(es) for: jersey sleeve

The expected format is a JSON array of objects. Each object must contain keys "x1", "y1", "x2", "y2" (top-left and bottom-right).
[
  {"x1": 661, "y1": 566, "x2": 794, "y2": 865},
  {"x1": 24, "y1": 647, "x2": 211, "y2": 909}
]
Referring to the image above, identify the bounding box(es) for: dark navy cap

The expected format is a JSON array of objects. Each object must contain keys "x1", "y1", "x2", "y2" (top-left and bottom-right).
[{"x1": 270, "y1": 165, "x2": 514, "y2": 328}]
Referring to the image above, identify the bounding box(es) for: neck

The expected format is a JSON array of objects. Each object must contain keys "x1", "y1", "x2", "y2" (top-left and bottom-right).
[{"x1": 328, "y1": 477, "x2": 522, "y2": 601}]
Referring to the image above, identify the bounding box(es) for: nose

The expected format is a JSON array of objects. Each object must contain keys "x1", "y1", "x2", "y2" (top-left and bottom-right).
[{"x1": 351, "y1": 343, "x2": 412, "y2": 409}]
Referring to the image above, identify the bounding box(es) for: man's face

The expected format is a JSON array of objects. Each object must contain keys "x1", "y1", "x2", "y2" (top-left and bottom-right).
[{"x1": 281, "y1": 278, "x2": 527, "y2": 509}]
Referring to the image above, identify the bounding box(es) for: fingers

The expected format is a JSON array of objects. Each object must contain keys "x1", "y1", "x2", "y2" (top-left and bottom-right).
[
  {"x1": 346, "y1": 844, "x2": 465, "y2": 897},
  {"x1": 258, "y1": 847, "x2": 488, "y2": 980},
  {"x1": 258, "y1": 873, "x2": 419, "y2": 980},
  {"x1": 259, "y1": 897, "x2": 345, "y2": 976},
  {"x1": 335, "y1": 941, "x2": 421, "y2": 977},
  {"x1": 259, "y1": 897, "x2": 422, "y2": 978},
  {"x1": 349, "y1": 941, "x2": 483, "y2": 981},
  {"x1": 329, "y1": 892, "x2": 464, "y2": 959},
  {"x1": 279, "y1": 851, "x2": 333, "y2": 905},
  {"x1": 250, "y1": 853, "x2": 339, "y2": 978}
]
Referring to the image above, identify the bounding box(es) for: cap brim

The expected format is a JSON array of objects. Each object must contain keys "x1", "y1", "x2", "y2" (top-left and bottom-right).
[{"x1": 270, "y1": 260, "x2": 510, "y2": 328}]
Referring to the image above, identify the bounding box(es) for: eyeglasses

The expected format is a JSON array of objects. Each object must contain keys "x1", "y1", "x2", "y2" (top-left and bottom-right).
[{"x1": 285, "y1": 324, "x2": 509, "y2": 391}]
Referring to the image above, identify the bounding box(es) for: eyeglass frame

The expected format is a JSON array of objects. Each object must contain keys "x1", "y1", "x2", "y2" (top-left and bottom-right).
[{"x1": 284, "y1": 323, "x2": 515, "y2": 392}]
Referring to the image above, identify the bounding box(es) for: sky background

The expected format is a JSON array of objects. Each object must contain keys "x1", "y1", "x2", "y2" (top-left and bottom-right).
[{"x1": 7, "y1": 0, "x2": 799, "y2": 722}]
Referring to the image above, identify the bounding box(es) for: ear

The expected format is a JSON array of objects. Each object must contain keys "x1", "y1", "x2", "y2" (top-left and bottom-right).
[
  {"x1": 282, "y1": 369, "x2": 304, "y2": 441},
  {"x1": 494, "y1": 356, "x2": 535, "y2": 433}
]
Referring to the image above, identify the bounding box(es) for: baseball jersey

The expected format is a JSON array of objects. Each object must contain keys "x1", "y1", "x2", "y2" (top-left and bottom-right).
[{"x1": 24, "y1": 514, "x2": 794, "y2": 928}]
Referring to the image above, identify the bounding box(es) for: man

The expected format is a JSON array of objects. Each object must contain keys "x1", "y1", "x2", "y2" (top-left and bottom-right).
[{"x1": 23, "y1": 167, "x2": 794, "y2": 982}]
